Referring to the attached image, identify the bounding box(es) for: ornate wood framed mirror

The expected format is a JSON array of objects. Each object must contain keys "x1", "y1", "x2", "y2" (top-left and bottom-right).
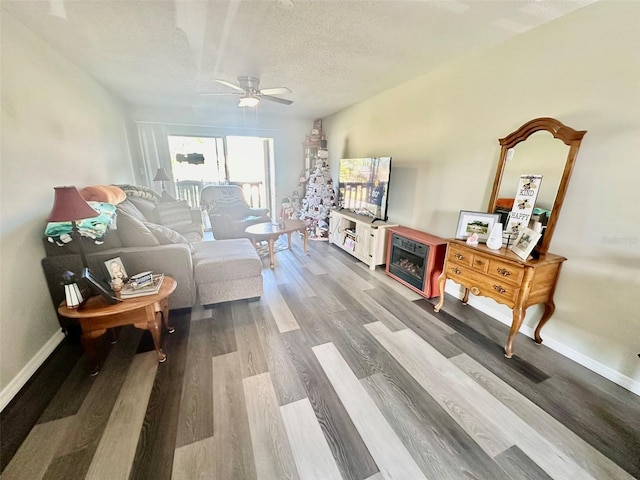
[{"x1": 487, "y1": 117, "x2": 586, "y2": 256}]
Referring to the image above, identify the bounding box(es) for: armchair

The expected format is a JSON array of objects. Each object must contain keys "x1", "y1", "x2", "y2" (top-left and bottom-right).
[{"x1": 201, "y1": 185, "x2": 270, "y2": 240}]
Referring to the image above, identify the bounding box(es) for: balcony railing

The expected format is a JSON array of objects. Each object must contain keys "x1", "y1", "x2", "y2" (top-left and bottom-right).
[
  {"x1": 229, "y1": 181, "x2": 266, "y2": 209},
  {"x1": 174, "y1": 180, "x2": 266, "y2": 210}
]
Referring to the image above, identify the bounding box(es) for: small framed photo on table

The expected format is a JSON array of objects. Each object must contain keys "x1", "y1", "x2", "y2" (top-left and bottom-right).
[
  {"x1": 510, "y1": 227, "x2": 542, "y2": 260},
  {"x1": 455, "y1": 211, "x2": 501, "y2": 243},
  {"x1": 104, "y1": 257, "x2": 128, "y2": 282}
]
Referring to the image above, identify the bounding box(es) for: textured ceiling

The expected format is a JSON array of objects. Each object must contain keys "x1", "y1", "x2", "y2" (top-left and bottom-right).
[{"x1": 2, "y1": 0, "x2": 595, "y2": 119}]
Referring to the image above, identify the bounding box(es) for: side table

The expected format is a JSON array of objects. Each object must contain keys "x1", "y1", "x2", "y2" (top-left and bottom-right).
[
  {"x1": 58, "y1": 276, "x2": 177, "y2": 375},
  {"x1": 245, "y1": 220, "x2": 309, "y2": 268}
]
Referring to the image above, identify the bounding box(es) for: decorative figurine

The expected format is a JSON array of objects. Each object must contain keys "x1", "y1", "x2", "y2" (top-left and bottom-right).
[{"x1": 466, "y1": 232, "x2": 479, "y2": 246}]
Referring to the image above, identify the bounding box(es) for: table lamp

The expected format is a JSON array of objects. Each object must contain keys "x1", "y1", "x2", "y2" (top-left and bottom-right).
[
  {"x1": 153, "y1": 167, "x2": 171, "y2": 191},
  {"x1": 47, "y1": 186, "x2": 99, "y2": 268}
]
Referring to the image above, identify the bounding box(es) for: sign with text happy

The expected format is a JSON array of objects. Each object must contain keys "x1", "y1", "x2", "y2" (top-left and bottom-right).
[{"x1": 506, "y1": 174, "x2": 543, "y2": 234}]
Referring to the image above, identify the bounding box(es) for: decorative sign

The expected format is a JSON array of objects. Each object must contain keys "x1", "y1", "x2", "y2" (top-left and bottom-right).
[
  {"x1": 506, "y1": 174, "x2": 542, "y2": 234},
  {"x1": 510, "y1": 227, "x2": 542, "y2": 260}
]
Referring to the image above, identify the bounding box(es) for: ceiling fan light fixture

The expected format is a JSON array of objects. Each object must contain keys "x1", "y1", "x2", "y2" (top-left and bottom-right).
[{"x1": 238, "y1": 94, "x2": 260, "y2": 107}]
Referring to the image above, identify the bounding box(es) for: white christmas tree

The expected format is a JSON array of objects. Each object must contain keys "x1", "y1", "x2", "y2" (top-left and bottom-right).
[{"x1": 298, "y1": 145, "x2": 336, "y2": 239}]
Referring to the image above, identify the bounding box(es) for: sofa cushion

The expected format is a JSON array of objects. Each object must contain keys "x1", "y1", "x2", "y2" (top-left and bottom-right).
[
  {"x1": 193, "y1": 239, "x2": 262, "y2": 283},
  {"x1": 144, "y1": 222, "x2": 195, "y2": 254},
  {"x1": 156, "y1": 200, "x2": 193, "y2": 231},
  {"x1": 116, "y1": 210, "x2": 160, "y2": 247}
]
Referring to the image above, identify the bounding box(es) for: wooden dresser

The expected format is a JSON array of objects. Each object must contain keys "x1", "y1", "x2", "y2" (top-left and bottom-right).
[{"x1": 434, "y1": 239, "x2": 566, "y2": 358}]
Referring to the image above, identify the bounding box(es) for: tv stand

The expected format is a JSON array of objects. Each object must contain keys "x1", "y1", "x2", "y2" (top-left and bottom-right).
[{"x1": 329, "y1": 210, "x2": 397, "y2": 270}]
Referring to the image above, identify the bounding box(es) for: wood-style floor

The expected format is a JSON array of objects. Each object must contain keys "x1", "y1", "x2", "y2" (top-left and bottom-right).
[{"x1": 2, "y1": 238, "x2": 639, "y2": 479}]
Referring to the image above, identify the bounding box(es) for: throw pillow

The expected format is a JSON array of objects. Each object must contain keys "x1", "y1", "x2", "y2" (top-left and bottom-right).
[
  {"x1": 127, "y1": 196, "x2": 159, "y2": 223},
  {"x1": 116, "y1": 184, "x2": 161, "y2": 203},
  {"x1": 116, "y1": 210, "x2": 160, "y2": 247},
  {"x1": 79, "y1": 185, "x2": 127, "y2": 204},
  {"x1": 144, "y1": 222, "x2": 195, "y2": 254},
  {"x1": 117, "y1": 199, "x2": 148, "y2": 223},
  {"x1": 155, "y1": 200, "x2": 193, "y2": 231}
]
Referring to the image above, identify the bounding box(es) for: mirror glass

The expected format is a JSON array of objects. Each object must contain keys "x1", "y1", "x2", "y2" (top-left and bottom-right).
[
  {"x1": 488, "y1": 117, "x2": 586, "y2": 256},
  {"x1": 497, "y1": 130, "x2": 569, "y2": 212}
]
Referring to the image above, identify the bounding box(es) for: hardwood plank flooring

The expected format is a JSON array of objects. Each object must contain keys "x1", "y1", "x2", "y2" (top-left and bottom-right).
[
  {"x1": 243, "y1": 372, "x2": 299, "y2": 480},
  {"x1": 231, "y1": 301, "x2": 269, "y2": 379},
  {"x1": 0, "y1": 417, "x2": 75, "y2": 480},
  {"x1": 313, "y1": 342, "x2": 427, "y2": 479},
  {"x1": 211, "y1": 352, "x2": 257, "y2": 480},
  {"x1": 450, "y1": 353, "x2": 634, "y2": 480},
  {"x1": 280, "y1": 329, "x2": 378, "y2": 480},
  {"x1": 171, "y1": 435, "x2": 215, "y2": 479},
  {"x1": 2, "y1": 238, "x2": 639, "y2": 479},
  {"x1": 174, "y1": 314, "x2": 213, "y2": 448},
  {"x1": 262, "y1": 269, "x2": 301, "y2": 333},
  {"x1": 280, "y1": 398, "x2": 343, "y2": 480},
  {"x1": 128, "y1": 311, "x2": 191, "y2": 480},
  {"x1": 85, "y1": 352, "x2": 158, "y2": 480},
  {"x1": 250, "y1": 302, "x2": 307, "y2": 406},
  {"x1": 361, "y1": 372, "x2": 511, "y2": 480}
]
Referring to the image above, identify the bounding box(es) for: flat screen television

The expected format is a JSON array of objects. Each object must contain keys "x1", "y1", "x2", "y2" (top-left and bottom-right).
[{"x1": 338, "y1": 157, "x2": 392, "y2": 221}]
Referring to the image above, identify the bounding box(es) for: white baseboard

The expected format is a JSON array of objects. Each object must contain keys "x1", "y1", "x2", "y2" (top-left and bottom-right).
[
  {"x1": 444, "y1": 284, "x2": 640, "y2": 396},
  {"x1": 0, "y1": 330, "x2": 66, "y2": 412}
]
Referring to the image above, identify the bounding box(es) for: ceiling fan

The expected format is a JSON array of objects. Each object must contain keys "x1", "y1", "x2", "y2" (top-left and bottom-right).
[{"x1": 200, "y1": 76, "x2": 293, "y2": 107}]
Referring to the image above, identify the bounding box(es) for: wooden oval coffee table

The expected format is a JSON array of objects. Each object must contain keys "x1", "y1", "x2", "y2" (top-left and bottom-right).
[
  {"x1": 245, "y1": 220, "x2": 309, "y2": 268},
  {"x1": 58, "y1": 276, "x2": 177, "y2": 375}
]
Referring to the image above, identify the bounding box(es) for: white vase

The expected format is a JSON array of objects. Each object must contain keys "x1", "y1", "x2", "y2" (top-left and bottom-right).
[{"x1": 486, "y1": 223, "x2": 503, "y2": 249}]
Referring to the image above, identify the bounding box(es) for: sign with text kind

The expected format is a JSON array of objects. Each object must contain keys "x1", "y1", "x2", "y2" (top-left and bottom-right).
[{"x1": 506, "y1": 174, "x2": 543, "y2": 234}]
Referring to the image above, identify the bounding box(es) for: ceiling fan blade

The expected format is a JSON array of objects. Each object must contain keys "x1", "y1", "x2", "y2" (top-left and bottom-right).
[
  {"x1": 260, "y1": 87, "x2": 291, "y2": 95},
  {"x1": 214, "y1": 79, "x2": 245, "y2": 92},
  {"x1": 261, "y1": 95, "x2": 293, "y2": 105},
  {"x1": 199, "y1": 92, "x2": 240, "y2": 96}
]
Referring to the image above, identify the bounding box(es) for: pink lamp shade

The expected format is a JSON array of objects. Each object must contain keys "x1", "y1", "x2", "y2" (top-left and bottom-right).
[
  {"x1": 48, "y1": 186, "x2": 99, "y2": 269},
  {"x1": 47, "y1": 186, "x2": 99, "y2": 222}
]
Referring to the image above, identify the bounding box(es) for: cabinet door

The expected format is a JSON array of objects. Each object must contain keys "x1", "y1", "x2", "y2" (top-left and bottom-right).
[
  {"x1": 355, "y1": 223, "x2": 372, "y2": 262},
  {"x1": 329, "y1": 213, "x2": 343, "y2": 245}
]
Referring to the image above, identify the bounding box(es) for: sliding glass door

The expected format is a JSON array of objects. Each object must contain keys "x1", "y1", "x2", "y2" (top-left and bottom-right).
[{"x1": 167, "y1": 134, "x2": 274, "y2": 213}]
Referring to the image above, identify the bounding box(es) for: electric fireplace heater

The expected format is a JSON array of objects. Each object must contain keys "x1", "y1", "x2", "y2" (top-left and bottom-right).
[
  {"x1": 389, "y1": 234, "x2": 428, "y2": 291},
  {"x1": 385, "y1": 227, "x2": 447, "y2": 299}
]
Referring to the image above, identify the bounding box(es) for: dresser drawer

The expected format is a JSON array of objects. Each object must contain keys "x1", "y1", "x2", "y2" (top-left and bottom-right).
[
  {"x1": 486, "y1": 258, "x2": 525, "y2": 286},
  {"x1": 448, "y1": 244, "x2": 473, "y2": 267},
  {"x1": 446, "y1": 264, "x2": 519, "y2": 307},
  {"x1": 470, "y1": 254, "x2": 489, "y2": 273}
]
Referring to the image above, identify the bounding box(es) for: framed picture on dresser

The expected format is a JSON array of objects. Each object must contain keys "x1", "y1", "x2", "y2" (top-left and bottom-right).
[
  {"x1": 455, "y1": 211, "x2": 501, "y2": 243},
  {"x1": 510, "y1": 227, "x2": 542, "y2": 260}
]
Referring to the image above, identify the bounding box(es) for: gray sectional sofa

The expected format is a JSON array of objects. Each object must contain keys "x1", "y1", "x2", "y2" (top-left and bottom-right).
[{"x1": 41, "y1": 185, "x2": 263, "y2": 337}]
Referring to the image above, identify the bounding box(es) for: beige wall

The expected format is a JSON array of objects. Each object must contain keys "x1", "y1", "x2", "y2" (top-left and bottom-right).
[
  {"x1": 0, "y1": 13, "x2": 134, "y2": 400},
  {"x1": 324, "y1": 1, "x2": 640, "y2": 388}
]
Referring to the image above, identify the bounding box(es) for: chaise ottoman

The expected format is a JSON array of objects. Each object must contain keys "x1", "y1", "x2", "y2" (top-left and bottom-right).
[{"x1": 192, "y1": 238, "x2": 263, "y2": 305}]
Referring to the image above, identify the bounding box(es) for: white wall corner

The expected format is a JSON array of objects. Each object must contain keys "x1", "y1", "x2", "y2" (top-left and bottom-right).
[
  {"x1": 444, "y1": 282, "x2": 639, "y2": 396},
  {"x1": 0, "y1": 330, "x2": 66, "y2": 412}
]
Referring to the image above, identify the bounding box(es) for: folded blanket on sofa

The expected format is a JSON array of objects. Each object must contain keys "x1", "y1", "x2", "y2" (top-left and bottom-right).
[{"x1": 45, "y1": 201, "x2": 117, "y2": 245}]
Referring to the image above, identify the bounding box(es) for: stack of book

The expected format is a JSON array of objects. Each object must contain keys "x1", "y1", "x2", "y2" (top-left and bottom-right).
[
  {"x1": 129, "y1": 271, "x2": 154, "y2": 288},
  {"x1": 120, "y1": 273, "x2": 164, "y2": 299}
]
